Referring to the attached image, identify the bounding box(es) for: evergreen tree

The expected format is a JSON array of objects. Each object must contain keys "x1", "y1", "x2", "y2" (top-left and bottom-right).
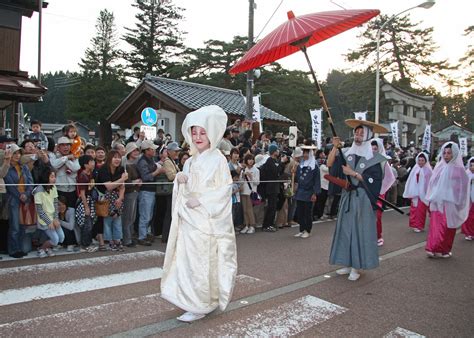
[
  {"x1": 122, "y1": 0, "x2": 185, "y2": 80},
  {"x1": 79, "y1": 9, "x2": 123, "y2": 78},
  {"x1": 347, "y1": 14, "x2": 451, "y2": 88},
  {"x1": 173, "y1": 36, "x2": 248, "y2": 87},
  {"x1": 67, "y1": 9, "x2": 130, "y2": 127},
  {"x1": 459, "y1": 25, "x2": 474, "y2": 87}
]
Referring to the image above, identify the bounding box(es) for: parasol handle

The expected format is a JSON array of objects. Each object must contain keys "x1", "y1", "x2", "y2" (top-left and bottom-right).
[{"x1": 300, "y1": 46, "x2": 337, "y2": 138}]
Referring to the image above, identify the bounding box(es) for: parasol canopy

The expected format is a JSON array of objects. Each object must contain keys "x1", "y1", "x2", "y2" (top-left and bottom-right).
[{"x1": 229, "y1": 9, "x2": 380, "y2": 75}]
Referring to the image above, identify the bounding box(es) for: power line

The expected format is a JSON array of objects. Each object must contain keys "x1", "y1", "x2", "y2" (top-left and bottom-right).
[{"x1": 254, "y1": 0, "x2": 285, "y2": 42}]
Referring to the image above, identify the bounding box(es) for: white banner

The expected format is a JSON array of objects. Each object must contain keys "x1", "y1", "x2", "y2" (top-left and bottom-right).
[
  {"x1": 288, "y1": 126, "x2": 298, "y2": 148},
  {"x1": 459, "y1": 137, "x2": 468, "y2": 157},
  {"x1": 252, "y1": 95, "x2": 261, "y2": 122},
  {"x1": 421, "y1": 124, "x2": 431, "y2": 153},
  {"x1": 390, "y1": 122, "x2": 400, "y2": 148},
  {"x1": 354, "y1": 111, "x2": 367, "y2": 121},
  {"x1": 310, "y1": 109, "x2": 322, "y2": 149}
]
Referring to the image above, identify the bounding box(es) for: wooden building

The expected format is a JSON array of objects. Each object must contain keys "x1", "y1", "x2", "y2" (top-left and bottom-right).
[{"x1": 0, "y1": 0, "x2": 48, "y2": 139}]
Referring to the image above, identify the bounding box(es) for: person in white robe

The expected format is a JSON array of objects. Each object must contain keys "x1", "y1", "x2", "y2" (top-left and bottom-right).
[{"x1": 161, "y1": 105, "x2": 237, "y2": 322}]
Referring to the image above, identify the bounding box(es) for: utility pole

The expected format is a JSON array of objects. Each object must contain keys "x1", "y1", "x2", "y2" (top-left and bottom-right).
[{"x1": 245, "y1": 0, "x2": 255, "y2": 121}]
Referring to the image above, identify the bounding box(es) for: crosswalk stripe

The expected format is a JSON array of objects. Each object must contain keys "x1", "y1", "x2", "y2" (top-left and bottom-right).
[
  {"x1": 0, "y1": 267, "x2": 163, "y2": 306},
  {"x1": 207, "y1": 295, "x2": 346, "y2": 336},
  {"x1": 384, "y1": 327, "x2": 425, "y2": 337},
  {"x1": 0, "y1": 250, "x2": 164, "y2": 276},
  {"x1": 0, "y1": 293, "x2": 176, "y2": 336}
]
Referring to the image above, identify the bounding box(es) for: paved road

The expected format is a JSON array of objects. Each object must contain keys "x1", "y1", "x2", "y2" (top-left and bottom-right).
[{"x1": 0, "y1": 208, "x2": 472, "y2": 337}]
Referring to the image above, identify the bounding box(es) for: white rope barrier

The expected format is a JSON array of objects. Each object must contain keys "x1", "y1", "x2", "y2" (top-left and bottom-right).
[{"x1": 1, "y1": 179, "x2": 291, "y2": 187}]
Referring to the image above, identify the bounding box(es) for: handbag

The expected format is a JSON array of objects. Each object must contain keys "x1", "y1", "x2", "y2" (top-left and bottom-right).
[
  {"x1": 95, "y1": 199, "x2": 110, "y2": 217},
  {"x1": 245, "y1": 171, "x2": 263, "y2": 206}
]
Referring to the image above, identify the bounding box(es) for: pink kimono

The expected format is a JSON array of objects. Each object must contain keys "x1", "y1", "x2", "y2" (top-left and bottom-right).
[
  {"x1": 425, "y1": 143, "x2": 470, "y2": 255},
  {"x1": 461, "y1": 157, "x2": 474, "y2": 238}
]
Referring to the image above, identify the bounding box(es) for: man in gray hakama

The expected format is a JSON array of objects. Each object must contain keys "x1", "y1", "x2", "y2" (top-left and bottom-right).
[{"x1": 327, "y1": 119, "x2": 388, "y2": 281}]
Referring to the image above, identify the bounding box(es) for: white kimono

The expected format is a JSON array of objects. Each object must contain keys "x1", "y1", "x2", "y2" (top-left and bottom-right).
[{"x1": 161, "y1": 106, "x2": 237, "y2": 314}]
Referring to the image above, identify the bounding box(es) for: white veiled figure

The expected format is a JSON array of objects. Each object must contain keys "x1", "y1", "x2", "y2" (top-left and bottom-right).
[
  {"x1": 403, "y1": 152, "x2": 433, "y2": 206},
  {"x1": 161, "y1": 105, "x2": 237, "y2": 316},
  {"x1": 426, "y1": 142, "x2": 470, "y2": 228}
]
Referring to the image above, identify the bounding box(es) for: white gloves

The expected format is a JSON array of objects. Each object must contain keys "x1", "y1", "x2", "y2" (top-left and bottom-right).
[
  {"x1": 176, "y1": 172, "x2": 188, "y2": 184},
  {"x1": 185, "y1": 197, "x2": 201, "y2": 209}
]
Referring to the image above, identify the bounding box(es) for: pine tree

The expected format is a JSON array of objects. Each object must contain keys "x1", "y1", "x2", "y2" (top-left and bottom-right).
[
  {"x1": 122, "y1": 0, "x2": 185, "y2": 80},
  {"x1": 346, "y1": 14, "x2": 451, "y2": 88},
  {"x1": 79, "y1": 9, "x2": 122, "y2": 78},
  {"x1": 67, "y1": 9, "x2": 130, "y2": 128},
  {"x1": 459, "y1": 25, "x2": 474, "y2": 87}
]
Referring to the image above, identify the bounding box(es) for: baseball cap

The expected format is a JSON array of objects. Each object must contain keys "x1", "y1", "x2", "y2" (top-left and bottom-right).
[
  {"x1": 57, "y1": 137, "x2": 72, "y2": 144},
  {"x1": 141, "y1": 140, "x2": 158, "y2": 151},
  {"x1": 167, "y1": 142, "x2": 181, "y2": 152}
]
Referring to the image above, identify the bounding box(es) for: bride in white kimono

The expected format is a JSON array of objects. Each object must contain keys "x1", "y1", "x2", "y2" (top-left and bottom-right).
[{"x1": 161, "y1": 105, "x2": 237, "y2": 322}]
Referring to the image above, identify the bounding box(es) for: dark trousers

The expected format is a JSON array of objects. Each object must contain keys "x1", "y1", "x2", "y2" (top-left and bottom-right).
[
  {"x1": 314, "y1": 189, "x2": 328, "y2": 218},
  {"x1": 152, "y1": 195, "x2": 167, "y2": 236},
  {"x1": 62, "y1": 227, "x2": 77, "y2": 246},
  {"x1": 160, "y1": 194, "x2": 172, "y2": 243},
  {"x1": 263, "y1": 194, "x2": 278, "y2": 228},
  {"x1": 329, "y1": 195, "x2": 341, "y2": 217},
  {"x1": 297, "y1": 200, "x2": 313, "y2": 233},
  {"x1": 79, "y1": 216, "x2": 92, "y2": 247}
]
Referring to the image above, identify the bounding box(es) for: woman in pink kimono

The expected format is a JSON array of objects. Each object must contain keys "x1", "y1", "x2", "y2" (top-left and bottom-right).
[
  {"x1": 161, "y1": 105, "x2": 237, "y2": 322},
  {"x1": 461, "y1": 157, "x2": 474, "y2": 240},
  {"x1": 403, "y1": 152, "x2": 432, "y2": 232},
  {"x1": 425, "y1": 142, "x2": 470, "y2": 258}
]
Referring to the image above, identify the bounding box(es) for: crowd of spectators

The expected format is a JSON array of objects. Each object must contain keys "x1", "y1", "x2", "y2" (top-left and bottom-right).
[{"x1": 0, "y1": 118, "x2": 470, "y2": 259}]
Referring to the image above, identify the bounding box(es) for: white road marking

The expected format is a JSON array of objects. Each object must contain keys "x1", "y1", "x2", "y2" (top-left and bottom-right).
[
  {"x1": 384, "y1": 327, "x2": 425, "y2": 338},
  {"x1": 0, "y1": 293, "x2": 176, "y2": 336},
  {"x1": 208, "y1": 295, "x2": 346, "y2": 336},
  {"x1": 0, "y1": 267, "x2": 163, "y2": 306},
  {"x1": 235, "y1": 274, "x2": 271, "y2": 287},
  {"x1": 0, "y1": 250, "x2": 164, "y2": 276}
]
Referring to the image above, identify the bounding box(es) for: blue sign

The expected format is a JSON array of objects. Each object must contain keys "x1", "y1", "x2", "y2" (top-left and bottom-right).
[{"x1": 141, "y1": 107, "x2": 158, "y2": 126}]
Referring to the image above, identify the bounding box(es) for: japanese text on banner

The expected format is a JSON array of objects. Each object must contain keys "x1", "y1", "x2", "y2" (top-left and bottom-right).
[
  {"x1": 310, "y1": 109, "x2": 322, "y2": 149},
  {"x1": 459, "y1": 137, "x2": 468, "y2": 157},
  {"x1": 390, "y1": 122, "x2": 400, "y2": 148},
  {"x1": 421, "y1": 124, "x2": 431, "y2": 153}
]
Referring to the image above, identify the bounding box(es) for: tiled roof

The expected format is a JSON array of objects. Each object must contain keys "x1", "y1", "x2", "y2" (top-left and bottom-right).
[{"x1": 145, "y1": 76, "x2": 294, "y2": 123}]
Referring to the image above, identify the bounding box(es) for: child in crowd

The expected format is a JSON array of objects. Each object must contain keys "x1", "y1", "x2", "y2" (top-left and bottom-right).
[
  {"x1": 33, "y1": 167, "x2": 63, "y2": 258},
  {"x1": 63, "y1": 124, "x2": 82, "y2": 158},
  {"x1": 76, "y1": 155, "x2": 97, "y2": 252},
  {"x1": 29, "y1": 119, "x2": 48, "y2": 150},
  {"x1": 231, "y1": 170, "x2": 243, "y2": 231},
  {"x1": 58, "y1": 195, "x2": 78, "y2": 251}
]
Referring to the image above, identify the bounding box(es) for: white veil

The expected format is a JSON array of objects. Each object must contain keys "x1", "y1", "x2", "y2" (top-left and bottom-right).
[
  {"x1": 403, "y1": 152, "x2": 433, "y2": 206},
  {"x1": 426, "y1": 142, "x2": 470, "y2": 228}
]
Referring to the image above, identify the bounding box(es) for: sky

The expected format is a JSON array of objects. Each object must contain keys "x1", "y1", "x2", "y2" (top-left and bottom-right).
[{"x1": 19, "y1": 0, "x2": 472, "y2": 93}]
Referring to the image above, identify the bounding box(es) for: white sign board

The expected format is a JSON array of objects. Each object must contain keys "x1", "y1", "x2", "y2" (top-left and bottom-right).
[{"x1": 140, "y1": 125, "x2": 157, "y2": 141}]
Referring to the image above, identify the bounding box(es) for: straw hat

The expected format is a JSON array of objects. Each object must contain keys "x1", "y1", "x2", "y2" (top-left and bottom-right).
[{"x1": 344, "y1": 119, "x2": 388, "y2": 134}]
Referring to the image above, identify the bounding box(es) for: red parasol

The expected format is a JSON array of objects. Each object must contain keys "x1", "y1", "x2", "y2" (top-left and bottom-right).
[{"x1": 229, "y1": 9, "x2": 380, "y2": 136}]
